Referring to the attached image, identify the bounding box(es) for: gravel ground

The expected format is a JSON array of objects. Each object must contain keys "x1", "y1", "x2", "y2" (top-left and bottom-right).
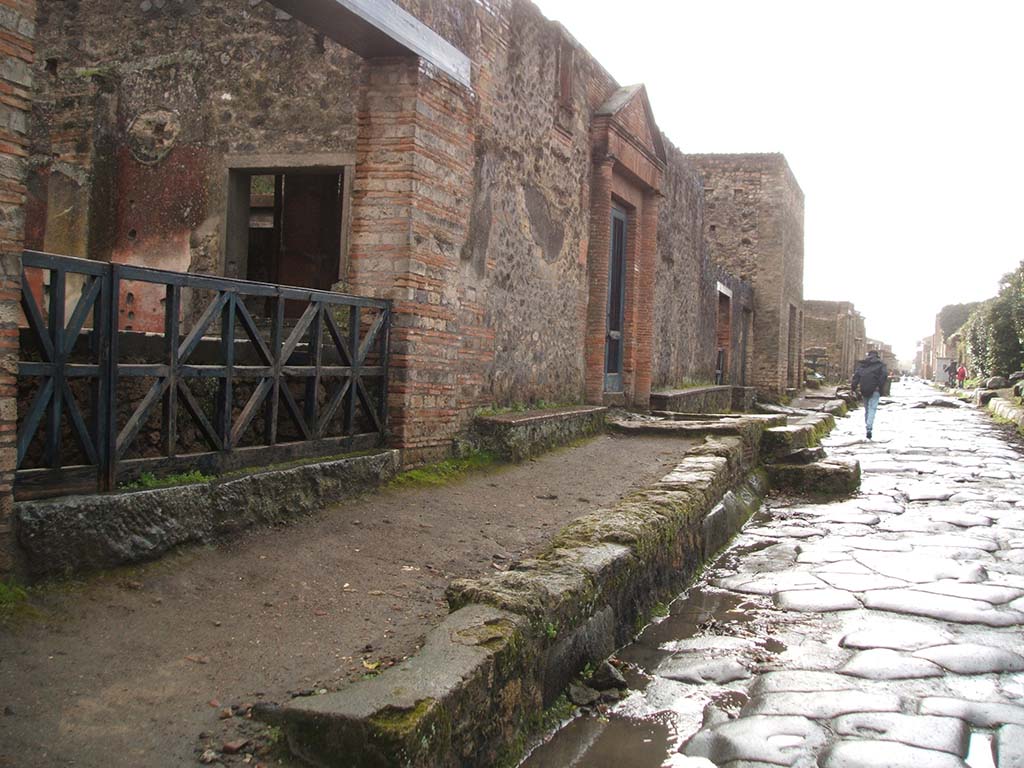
[{"x1": 0, "y1": 431, "x2": 697, "y2": 767}]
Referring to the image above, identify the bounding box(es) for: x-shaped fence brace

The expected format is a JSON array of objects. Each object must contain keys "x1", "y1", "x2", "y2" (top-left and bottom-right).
[{"x1": 16, "y1": 251, "x2": 390, "y2": 495}]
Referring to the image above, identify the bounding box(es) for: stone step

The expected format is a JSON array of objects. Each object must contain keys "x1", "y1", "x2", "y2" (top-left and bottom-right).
[{"x1": 473, "y1": 406, "x2": 607, "y2": 461}]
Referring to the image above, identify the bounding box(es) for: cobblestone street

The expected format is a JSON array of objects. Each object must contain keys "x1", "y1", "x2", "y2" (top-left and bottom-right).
[{"x1": 524, "y1": 379, "x2": 1024, "y2": 768}]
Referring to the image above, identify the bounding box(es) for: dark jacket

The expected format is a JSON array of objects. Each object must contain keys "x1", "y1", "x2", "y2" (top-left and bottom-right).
[{"x1": 851, "y1": 356, "x2": 888, "y2": 398}]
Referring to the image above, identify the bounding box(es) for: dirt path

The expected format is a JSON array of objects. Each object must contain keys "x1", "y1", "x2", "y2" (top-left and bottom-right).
[{"x1": 0, "y1": 432, "x2": 697, "y2": 767}]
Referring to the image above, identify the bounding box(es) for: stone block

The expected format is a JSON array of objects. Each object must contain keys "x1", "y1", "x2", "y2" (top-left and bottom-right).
[
  {"x1": 767, "y1": 459, "x2": 861, "y2": 498},
  {"x1": 472, "y1": 406, "x2": 606, "y2": 462},
  {"x1": 14, "y1": 451, "x2": 400, "y2": 577}
]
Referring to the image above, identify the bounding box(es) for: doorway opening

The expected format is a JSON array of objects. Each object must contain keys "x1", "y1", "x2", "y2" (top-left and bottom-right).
[
  {"x1": 715, "y1": 284, "x2": 732, "y2": 385},
  {"x1": 226, "y1": 167, "x2": 347, "y2": 316},
  {"x1": 604, "y1": 205, "x2": 628, "y2": 392}
]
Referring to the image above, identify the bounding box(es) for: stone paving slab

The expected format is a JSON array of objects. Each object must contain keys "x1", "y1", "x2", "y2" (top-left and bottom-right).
[
  {"x1": 839, "y1": 648, "x2": 945, "y2": 680},
  {"x1": 831, "y1": 712, "x2": 970, "y2": 755},
  {"x1": 994, "y1": 723, "x2": 1024, "y2": 768},
  {"x1": 527, "y1": 383, "x2": 1024, "y2": 768},
  {"x1": 818, "y1": 740, "x2": 969, "y2": 768},
  {"x1": 918, "y1": 697, "x2": 1024, "y2": 727},
  {"x1": 683, "y1": 715, "x2": 827, "y2": 765},
  {"x1": 742, "y1": 690, "x2": 902, "y2": 719}
]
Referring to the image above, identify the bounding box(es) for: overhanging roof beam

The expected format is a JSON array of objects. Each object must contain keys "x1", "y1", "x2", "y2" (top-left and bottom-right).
[{"x1": 268, "y1": 0, "x2": 472, "y2": 88}]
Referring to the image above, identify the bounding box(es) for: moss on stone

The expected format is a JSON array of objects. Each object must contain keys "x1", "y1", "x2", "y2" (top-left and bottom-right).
[{"x1": 368, "y1": 699, "x2": 437, "y2": 740}]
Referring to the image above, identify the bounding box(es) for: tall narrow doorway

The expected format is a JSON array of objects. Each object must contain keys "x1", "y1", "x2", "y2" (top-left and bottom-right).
[{"x1": 605, "y1": 206, "x2": 628, "y2": 392}]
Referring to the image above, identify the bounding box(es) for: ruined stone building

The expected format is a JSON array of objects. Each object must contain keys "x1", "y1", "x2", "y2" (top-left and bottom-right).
[
  {"x1": 0, "y1": 0, "x2": 807, "y2": 551},
  {"x1": 802, "y1": 300, "x2": 865, "y2": 383},
  {"x1": 686, "y1": 154, "x2": 805, "y2": 395},
  {"x1": 865, "y1": 338, "x2": 897, "y2": 374}
]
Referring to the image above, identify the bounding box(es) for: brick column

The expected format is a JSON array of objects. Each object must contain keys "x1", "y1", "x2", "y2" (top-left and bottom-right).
[
  {"x1": 633, "y1": 189, "x2": 658, "y2": 408},
  {"x1": 584, "y1": 157, "x2": 614, "y2": 404},
  {"x1": 350, "y1": 58, "x2": 473, "y2": 464},
  {"x1": 0, "y1": 0, "x2": 34, "y2": 574}
]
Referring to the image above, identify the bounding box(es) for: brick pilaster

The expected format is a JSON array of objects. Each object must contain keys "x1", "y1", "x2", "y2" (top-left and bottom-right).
[
  {"x1": 584, "y1": 157, "x2": 614, "y2": 404},
  {"x1": 0, "y1": 0, "x2": 34, "y2": 574},
  {"x1": 350, "y1": 58, "x2": 473, "y2": 464},
  {"x1": 633, "y1": 189, "x2": 658, "y2": 407}
]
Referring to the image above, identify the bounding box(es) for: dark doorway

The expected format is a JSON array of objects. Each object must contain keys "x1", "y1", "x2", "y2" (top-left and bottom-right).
[
  {"x1": 787, "y1": 303, "x2": 799, "y2": 387},
  {"x1": 245, "y1": 172, "x2": 342, "y2": 316},
  {"x1": 227, "y1": 167, "x2": 345, "y2": 317},
  {"x1": 715, "y1": 290, "x2": 731, "y2": 385},
  {"x1": 605, "y1": 206, "x2": 628, "y2": 392}
]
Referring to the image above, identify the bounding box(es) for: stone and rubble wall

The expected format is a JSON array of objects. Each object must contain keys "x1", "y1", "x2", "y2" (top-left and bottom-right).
[
  {"x1": 25, "y1": 0, "x2": 763, "y2": 466},
  {"x1": 0, "y1": 0, "x2": 34, "y2": 574},
  {"x1": 652, "y1": 141, "x2": 753, "y2": 390},
  {"x1": 687, "y1": 153, "x2": 804, "y2": 397},
  {"x1": 803, "y1": 300, "x2": 864, "y2": 383}
]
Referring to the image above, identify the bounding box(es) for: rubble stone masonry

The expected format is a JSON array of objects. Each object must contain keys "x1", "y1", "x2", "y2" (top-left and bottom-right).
[
  {"x1": 687, "y1": 154, "x2": 804, "y2": 396},
  {"x1": 803, "y1": 300, "x2": 865, "y2": 383},
  {"x1": 0, "y1": 0, "x2": 33, "y2": 573}
]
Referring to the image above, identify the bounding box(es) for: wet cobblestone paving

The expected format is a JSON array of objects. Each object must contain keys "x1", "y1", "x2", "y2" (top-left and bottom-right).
[{"x1": 522, "y1": 380, "x2": 1024, "y2": 768}]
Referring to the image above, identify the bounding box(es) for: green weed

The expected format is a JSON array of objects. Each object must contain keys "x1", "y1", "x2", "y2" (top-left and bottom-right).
[
  {"x1": 121, "y1": 470, "x2": 213, "y2": 491},
  {"x1": 0, "y1": 578, "x2": 33, "y2": 623},
  {"x1": 389, "y1": 451, "x2": 499, "y2": 488}
]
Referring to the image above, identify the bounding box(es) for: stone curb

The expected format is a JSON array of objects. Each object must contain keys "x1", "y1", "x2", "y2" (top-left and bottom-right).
[
  {"x1": 272, "y1": 430, "x2": 774, "y2": 767},
  {"x1": 987, "y1": 396, "x2": 1024, "y2": 432},
  {"x1": 14, "y1": 450, "x2": 401, "y2": 577}
]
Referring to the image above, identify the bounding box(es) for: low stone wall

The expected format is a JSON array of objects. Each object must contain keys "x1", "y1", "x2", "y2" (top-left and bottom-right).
[
  {"x1": 269, "y1": 432, "x2": 770, "y2": 766},
  {"x1": 14, "y1": 450, "x2": 400, "y2": 578},
  {"x1": 472, "y1": 406, "x2": 607, "y2": 461},
  {"x1": 987, "y1": 396, "x2": 1024, "y2": 432},
  {"x1": 649, "y1": 386, "x2": 755, "y2": 414}
]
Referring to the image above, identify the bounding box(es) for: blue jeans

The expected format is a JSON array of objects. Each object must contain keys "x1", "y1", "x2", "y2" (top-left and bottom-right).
[{"x1": 864, "y1": 390, "x2": 880, "y2": 432}]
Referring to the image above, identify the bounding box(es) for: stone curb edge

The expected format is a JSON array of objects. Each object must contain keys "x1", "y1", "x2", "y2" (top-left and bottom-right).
[{"x1": 269, "y1": 426, "x2": 782, "y2": 768}]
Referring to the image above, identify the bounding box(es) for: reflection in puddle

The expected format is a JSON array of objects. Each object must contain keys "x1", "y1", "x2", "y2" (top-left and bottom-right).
[
  {"x1": 521, "y1": 711, "x2": 678, "y2": 768},
  {"x1": 521, "y1": 504, "x2": 792, "y2": 767}
]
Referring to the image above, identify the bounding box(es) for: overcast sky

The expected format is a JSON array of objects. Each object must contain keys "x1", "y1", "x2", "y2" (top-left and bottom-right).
[{"x1": 532, "y1": 0, "x2": 1024, "y2": 361}]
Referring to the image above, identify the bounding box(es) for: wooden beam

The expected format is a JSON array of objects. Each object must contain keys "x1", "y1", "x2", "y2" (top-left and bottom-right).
[{"x1": 268, "y1": 0, "x2": 472, "y2": 88}]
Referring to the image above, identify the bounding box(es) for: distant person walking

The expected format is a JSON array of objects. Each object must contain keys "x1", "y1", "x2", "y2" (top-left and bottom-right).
[
  {"x1": 945, "y1": 361, "x2": 958, "y2": 387},
  {"x1": 957, "y1": 364, "x2": 967, "y2": 388},
  {"x1": 851, "y1": 349, "x2": 888, "y2": 440}
]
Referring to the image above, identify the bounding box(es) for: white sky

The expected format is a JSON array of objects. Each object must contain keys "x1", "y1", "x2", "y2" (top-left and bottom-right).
[{"x1": 532, "y1": 0, "x2": 1024, "y2": 362}]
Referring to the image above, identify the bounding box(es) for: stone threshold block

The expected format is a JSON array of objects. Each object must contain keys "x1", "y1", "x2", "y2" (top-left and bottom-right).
[
  {"x1": 649, "y1": 385, "x2": 755, "y2": 414},
  {"x1": 767, "y1": 458, "x2": 862, "y2": 499},
  {"x1": 473, "y1": 406, "x2": 607, "y2": 462},
  {"x1": 15, "y1": 450, "x2": 400, "y2": 578}
]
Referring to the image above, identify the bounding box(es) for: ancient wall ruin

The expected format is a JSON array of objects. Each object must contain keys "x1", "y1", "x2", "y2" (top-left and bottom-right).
[
  {"x1": 25, "y1": 0, "x2": 774, "y2": 462},
  {"x1": 687, "y1": 154, "x2": 804, "y2": 396},
  {"x1": 803, "y1": 300, "x2": 865, "y2": 383}
]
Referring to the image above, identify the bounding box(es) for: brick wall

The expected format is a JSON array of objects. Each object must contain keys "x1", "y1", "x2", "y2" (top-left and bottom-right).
[
  {"x1": 687, "y1": 153, "x2": 804, "y2": 396},
  {"x1": 0, "y1": 0, "x2": 34, "y2": 573}
]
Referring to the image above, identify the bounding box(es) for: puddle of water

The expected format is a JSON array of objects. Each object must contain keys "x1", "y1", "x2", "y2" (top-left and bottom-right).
[{"x1": 522, "y1": 711, "x2": 678, "y2": 768}]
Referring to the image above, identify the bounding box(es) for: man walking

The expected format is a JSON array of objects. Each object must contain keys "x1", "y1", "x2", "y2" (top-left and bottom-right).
[{"x1": 851, "y1": 349, "x2": 888, "y2": 440}]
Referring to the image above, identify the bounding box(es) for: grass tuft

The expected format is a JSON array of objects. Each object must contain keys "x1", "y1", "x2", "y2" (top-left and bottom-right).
[
  {"x1": 121, "y1": 470, "x2": 213, "y2": 491},
  {"x1": 389, "y1": 451, "x2": 499, "y2": 488}
]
